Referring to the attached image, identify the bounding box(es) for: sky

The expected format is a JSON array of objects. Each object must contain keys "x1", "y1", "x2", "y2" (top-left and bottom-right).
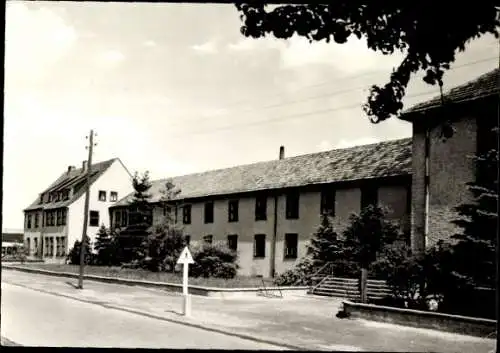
[{"x1": 3, "y1": 2, "x2": 499, "y2": 230}]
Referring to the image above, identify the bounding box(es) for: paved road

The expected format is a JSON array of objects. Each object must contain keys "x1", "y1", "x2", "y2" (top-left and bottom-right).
[{"x1": 1, "y1": 282, "x2": 286, "y2": 349}]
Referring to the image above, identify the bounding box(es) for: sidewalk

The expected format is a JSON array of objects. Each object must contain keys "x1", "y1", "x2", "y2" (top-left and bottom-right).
[{"x1": 2, "y1": 269, "x2": 496, "y2": 352}]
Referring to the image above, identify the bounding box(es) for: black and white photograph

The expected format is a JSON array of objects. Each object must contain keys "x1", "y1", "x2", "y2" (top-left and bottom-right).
[{"x1": 1, "y1": 2, "x2": 499, "y2": 351}]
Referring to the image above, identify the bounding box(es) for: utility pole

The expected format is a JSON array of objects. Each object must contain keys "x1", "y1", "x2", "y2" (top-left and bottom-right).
[{"x1": 77, "y1": 129, "x2": 96, "y2": 289}]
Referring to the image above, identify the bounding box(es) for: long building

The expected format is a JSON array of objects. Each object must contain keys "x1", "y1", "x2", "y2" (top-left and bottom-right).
[{"x1": 110, "y1": 139, "x2": 412, "y2": 278}]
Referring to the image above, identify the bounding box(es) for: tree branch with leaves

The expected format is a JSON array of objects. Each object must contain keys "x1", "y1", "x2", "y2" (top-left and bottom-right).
[{"x1": 235, "y1": 3, "x2": 499, "y2": 123}]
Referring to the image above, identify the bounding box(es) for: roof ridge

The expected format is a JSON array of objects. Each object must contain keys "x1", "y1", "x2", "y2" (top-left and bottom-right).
[
  {"x1": 401, "y1": 68, "x2": 499, "y2": 117},
  {"x1": 151, "y1": 137, "x2": 411, "y2": 183}
]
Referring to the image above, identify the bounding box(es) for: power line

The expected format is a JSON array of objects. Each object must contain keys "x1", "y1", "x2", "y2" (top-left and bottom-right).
[
  {"x1": 209, "y1": 55, "x2": 497, "y2": 112},
  {"x1": 166, "y1": 89, "x2": 440, "y2": 139},
  {"x1": 168, "y1": 55, "x2": 497, "y2": 129},
  {"x1": 166, "y1": 57, "x2": 497, "y2": 136}
]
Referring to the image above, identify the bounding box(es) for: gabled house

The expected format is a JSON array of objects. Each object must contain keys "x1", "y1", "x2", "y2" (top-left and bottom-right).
[
  {"x1": 110, "y1": 138, "x2": 413, "y2": 278},
  {"x1": 23, "y1": 158, "x2": 133, "y2": 262},
  {"x1": 399, "y1": 68, "x2": 499, "y2": 254}
]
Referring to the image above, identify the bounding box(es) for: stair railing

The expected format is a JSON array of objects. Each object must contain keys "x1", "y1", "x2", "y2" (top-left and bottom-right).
[
  {"x1": 292, "y1": 261, "x2": 334, "y2": 287},
  {"x1": 311, "y1": 274, "x2": 332, "y2": 293}
]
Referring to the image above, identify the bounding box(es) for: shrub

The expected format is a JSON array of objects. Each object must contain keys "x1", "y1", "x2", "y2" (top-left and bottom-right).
[
  {"x1": 94, "y1": 225, "x2": 122, "y2": 266},
  {"x1": 189, "y1": 242, "x2": 239, "y2": 279},
  {"x1": 67, "y1": 236, "x2": 93, "y2": 265},
  {"x1": 274, "y1": 257, "x2": 315, "y2": 286}
]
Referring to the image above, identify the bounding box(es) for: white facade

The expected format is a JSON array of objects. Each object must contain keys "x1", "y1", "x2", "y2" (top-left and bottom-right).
[
  {"x1": 24, "y1": 159, "x2": 133, "y2": 263},
  {"x1": 67, "y1": 159, "x2": 133, "y2": 252}
]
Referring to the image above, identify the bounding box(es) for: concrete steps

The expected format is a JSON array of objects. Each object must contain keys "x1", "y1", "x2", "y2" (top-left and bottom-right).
[{"x1": 309, "y1": 276, "x2": 391, "y2": 301}]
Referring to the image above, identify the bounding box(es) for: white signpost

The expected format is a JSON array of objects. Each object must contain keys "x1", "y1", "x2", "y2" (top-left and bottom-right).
[{"x1": 176, "y1": 246, "x2": 195, "y2": 316}]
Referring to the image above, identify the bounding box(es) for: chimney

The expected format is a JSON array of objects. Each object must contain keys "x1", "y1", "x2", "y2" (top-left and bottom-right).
[
  {"x1": 82, "y1": 160, "x2": 87, "y2": 173},
  {"x1": 67, "y1": 165, "x2": 75, "y2": 175},
  {"x1": 279, "y1": 146, "x2": 285, "y2": 160}
]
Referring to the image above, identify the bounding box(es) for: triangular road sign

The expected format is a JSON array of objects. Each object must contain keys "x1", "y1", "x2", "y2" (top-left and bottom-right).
[{"x1": 177, "y1": 246, "x2": 194, "y2": 265}]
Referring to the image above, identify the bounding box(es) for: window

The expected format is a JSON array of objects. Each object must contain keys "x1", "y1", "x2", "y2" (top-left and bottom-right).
[
  {"x1": 34, "y1": 213, "x2": 39, "y2": 228},
  {"x1": 60, "y1": 238, "x2": 66, "y2": 257},
  {"x1": 89, "y1": 211, "x2": 100, "y2": 227},
  {"x1": 98, "y1": 190, "x2": 107, "y2": 202},
  {"x1": 286, "y1": 192, "x2": 300, "y2": 219},
  {"x1": 51, "y1": 211, "x2": 56, "y2": 226},
  {"x1": 203, "y1": 235, "x2": 213, "y2": 245},
  {"x1": 228, "y1": 200, "x2": 239, "y2": 222},
  {"x1": 56, "y1": 209, "x2": 62, "y2": 226},
  {"x1": 44, "y1": 238, "x2": 50, "y2": 256},
  {"x1": 254, "y1": 234, "x2": 266, "y2": 258},
  {"x1": 45, "y1": 211, "x2": 54, "y2": 227},
  {"x1": 110, "y1": 191, "x2": 118, "y2": 202},
  {"x1": 57, "y1": 237, "x2": 66, "y2": 257},
  {"x1": 27, "y1": 214, "x2": 32, "y2": 229},
  {"x1": 63, "y1": 189, "x2": 70, "y2": 200},
  {"x1": 184, "y1": 235, "x2": 191, "y2": 247},
  {"x1": 48, "y1": 193, "x2": 53, "y2": 202},
  {"x1": 55, "y1": 237, "x2": 60, "y2": 257},
  {"x1": 284, "y1": 233, "x2": 298, "y2": 259},
  {"x1": 115, "y1": 210, "x2": 122, "y2": 227},
  {"x1": 122, "y1": 209, "x2": 128, "y2": 226},
  {"x1": 61, "y1": 209, "x2": 67, "y2": 226},
  {"x1": 320, "y1": 187, "x2": 336, "y2": 216},
  {"x1": 227, "y1": 234, "x2": 238, "y2": 252},
  {"x1": 49, "y1": 237, "x2": 54, "y2": 256},
  {"x1": 39, "y1": 193, "x2": 44, "y2": 204},
  {"x1": 204, "y1": 202, "x2": 214, "y2": 223},
  {"x1": 26, "y1": 238, "x2": 31, "y2": 254},
  {"x1": 33, "y1": 238, "x2": 38, "y2": 255},
  {"x1": 255, "y1": 195, "x2": 267, "y2": 221},
  {"x1": 183, "y1": 205, "x2": 192, "y2": 224},
  {"x1": 361, "y1": 186, "x2": 378, "y2": 210}
]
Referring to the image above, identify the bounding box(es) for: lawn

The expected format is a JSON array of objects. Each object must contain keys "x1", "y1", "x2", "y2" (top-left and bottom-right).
[{"x1": 17, "y1": 263, "x2": 270, "y2": 288}]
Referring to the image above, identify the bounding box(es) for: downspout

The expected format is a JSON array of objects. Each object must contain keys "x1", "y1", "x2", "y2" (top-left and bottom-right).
[
  {"x1": 270, "y1": 145, "x2": 285, "y2": 278},
  {"x1": 270, "y1": 193, "x2": 278, "y2": 278},
  {"x1": 423, "y1": 127, "x2": 430, "y2": 251},
  {"x1": 40, "y1": 210, "x2": 45, "y2": 261}
]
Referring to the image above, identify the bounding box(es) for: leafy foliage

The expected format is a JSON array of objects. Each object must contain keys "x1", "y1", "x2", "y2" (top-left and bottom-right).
[
  {"x1": 342, "y1": 205, "x2": 404, "y2": 269},
  {"x1": 274, "y1": 257, "x2": 315, "y2": 286},
  {"x1": 67, "y1": 235, "x2": 93, "y2": 265},
  {"x1": 451, "y1": 129, "x2": 498, "y2": 288},
  {"x1": 139, "y1": 179, "x2": 187, "y2": 272},
  {"x1": 117, "y1": 171, "x2": 154, "y2": 263},
  {"x1": 235, "y1": 4, "x2": 500, "y2": 122},
  {"x1": 94, "y1": 225, "x2": 122, "y2": 266},
  {"x1": 189, "y1": 242, "x2": 239, "y2": 279},
  {"x1": 306, "y1": 214, "x2": 342, "y2": 268}
]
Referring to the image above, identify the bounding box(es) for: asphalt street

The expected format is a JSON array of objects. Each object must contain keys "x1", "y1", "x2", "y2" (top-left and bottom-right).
[{"x1": 1, "y1": 282, "x2": 286, "y2": 349}]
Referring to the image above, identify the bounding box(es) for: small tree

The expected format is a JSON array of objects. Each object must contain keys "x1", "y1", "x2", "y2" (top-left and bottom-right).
[
  {"x1": 141, "y1": 179, "x2": 187, "y2": 272},
  {"x1": 67, "y1": 235, "x2": 93, "y2": 265},
  {"x1": 94, "y1": 225, "x2": 117, "y2": 266},
  {"x1": 306, "y1": 214, "x2": 342, "y2": 268},
  {"x1": 117, "y1": 171, "x2": 154, "y2": 263},
  {"x1": 342, "y1": 205, "x2": 403, "y2": 302},
  {"x1": 451, "y1": 128, "x2": 498, "y2": 289}
]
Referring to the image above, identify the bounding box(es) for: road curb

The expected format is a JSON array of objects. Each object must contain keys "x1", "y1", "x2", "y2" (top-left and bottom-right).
[
  {"x1": 3, "y1": 281, "x2": 308, "y2": 351},
  {"x1": 3, "y1": 265, "x2": 309, "y2": 298}
]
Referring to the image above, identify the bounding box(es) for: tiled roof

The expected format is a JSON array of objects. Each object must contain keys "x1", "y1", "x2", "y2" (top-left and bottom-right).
[
  {"x1": 400, "y1": 68, "x2": 499, "y2": 120},
  {"x1": 24, "y1": 158, "x2": 117, "y2": 212},
  {"x1": 112, "y1": 138, "x2": 412, "y2": 207}
]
